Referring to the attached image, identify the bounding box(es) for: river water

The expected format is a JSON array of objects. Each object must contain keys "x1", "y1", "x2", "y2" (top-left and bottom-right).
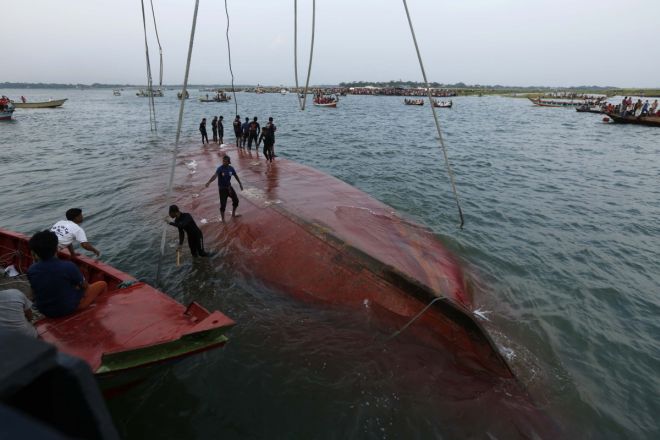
[{"x1": 1, "y1": 89, "x2": 658, "y2": 439}]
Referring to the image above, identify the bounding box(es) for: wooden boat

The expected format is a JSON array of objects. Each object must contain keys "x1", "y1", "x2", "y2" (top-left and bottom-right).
[
  {"x1": 112, "y1": 89, "x2": 121, "y2": 96},
  {"x1": 404, "y1": 99, "x2": 424, "y2": 106},
  {"x1": 604, "y1": 112, "x2": 660, "y2": 127},
  {"x1": 12, "y1": 98, "x2": 67, "y2": 109},
  {"x1": 0, "y1": 228, "x2": 235, "y2": 394},
  {"x1": 313, "y1": 95, "x2": 338, "y2": 107},
  {"x1": 169, "y1": 144, "x2": 514, "y2": 378},
  {"x1": 177, "y1": 90, "x2": 189, "y2": 100},
  {"x1": 528, "y1": 97, "x2": 603, "y2": 108},
  {"x1": 199, "y1": 93, "x2": 231, "y2": 103},
  {"x1": 433, "y1": 100, "x2": 453, "y2": 108},
  {"x1": 0, "y1": 97, "x2": 15, "y2": 120},
  {"x1": 136, "y1": 88, "x2": 163, "y2": 97},
  {"x1": 575, "y1": 104, "x2": 603, "y2": 114}
]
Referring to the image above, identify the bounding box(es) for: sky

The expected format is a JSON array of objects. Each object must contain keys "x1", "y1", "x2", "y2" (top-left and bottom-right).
[{"x1": 5, "y1": 0, "x2": 660, "y2": 88}]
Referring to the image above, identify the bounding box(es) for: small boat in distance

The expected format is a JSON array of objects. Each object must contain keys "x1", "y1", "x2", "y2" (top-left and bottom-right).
[
  {"x1": 433, "y1": 99, "x2": 453, "y2": 108},
  {"x1": 404, "y1": 98, "x2": 424, "y2": 106},
  {"x1": 136, "y1": 88, "x2": 164, "y2": 97},
  {"x1": 113, "y1": 89, "x2": 121, "y2": 96},
  {"x1": 575, "y1": 104, "x2": 604, "y2": 113},
  {"x1": 0, "y1": 227, "x2": 235, "y2": 394},
  {"x1": 528, "y1": 96, "x2": 605, "y2": 108},
  {"x1": 12, "y1": 98, "x2": 68, "y2": 109},
  {"x1": 199, "y1": 92, "x2": 231, "y2": 103},
  {"x1": 280, "y1": 88, "x2": 289, "y2": 95},
  {"x1": 313, "y1": 93, "x2": 338, "y2": 107},
  {"x1": 0, "y1": 96, "x2": 15, "y2": 120},
  {"x1": 177, "y1": 90, "x2": 190, "y2": 100},
  {"x1": 604, "y1": 112, "x2": 660, "y2": 127}
]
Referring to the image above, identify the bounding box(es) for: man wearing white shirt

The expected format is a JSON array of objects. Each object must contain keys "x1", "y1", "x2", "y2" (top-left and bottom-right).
[{"x1": 51, "y1": 208, "x2": 101, "y2": 257}]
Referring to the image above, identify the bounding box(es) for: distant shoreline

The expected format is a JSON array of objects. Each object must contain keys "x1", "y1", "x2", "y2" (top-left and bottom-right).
[{"x1": 2, "y1": 82, "x2": 659, "y2": 97}]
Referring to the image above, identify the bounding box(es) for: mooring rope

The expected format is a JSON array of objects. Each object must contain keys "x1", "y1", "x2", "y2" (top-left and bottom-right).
[
  {"x1": 225, "y1": 0, "x2": 238, "y2": 117},
  {"x1": 293, "y1": 0, "x2": 316, "y2": 110},
  {"x1": 401, "y1": 0, "x2": 464, "y2": 228},
  {"x1": 388, "y1": 297, "x2": 444, "y2": 340},
  {"x1": 149, "y1": 0, "x2": 164, "y2": 89},
  {"x1": 140, "y1": 0, "x2": 157, "y2": 131},
  {"x1": 155, "y1": 0, "x2": 200, "y2": 286}
]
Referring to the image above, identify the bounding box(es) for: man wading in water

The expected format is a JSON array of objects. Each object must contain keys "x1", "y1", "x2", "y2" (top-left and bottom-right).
[
  {"x1": 205, "y1": 155, "x2": 243, "y2": 222},
  {"x1": 166, "y1": 205, "x2": 209, "y2": 257}
]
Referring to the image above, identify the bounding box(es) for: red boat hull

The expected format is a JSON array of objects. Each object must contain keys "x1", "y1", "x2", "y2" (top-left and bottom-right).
[{"x1": 171, "y1": 145, "x2": 513, "y2": 378}]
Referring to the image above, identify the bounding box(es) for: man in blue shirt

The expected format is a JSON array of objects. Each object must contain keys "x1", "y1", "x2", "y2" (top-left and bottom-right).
[
  {"x1": 205, "y1": 155, "x2": 244, "y2": 222},
  {"x1": 240, "y1": 117, "x2": 250, "y2": 148},
  {"x1": 27, "y1": 230, "x2": 107, "y2": 318}
]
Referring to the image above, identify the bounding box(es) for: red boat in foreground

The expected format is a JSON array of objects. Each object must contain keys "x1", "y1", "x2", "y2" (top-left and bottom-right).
[
  {"x1": 0, "y1": 228, "x2": 235, "y2": 393},
  {"x1": 171, "y1": 144, "x2": 514, "y2": 378}
]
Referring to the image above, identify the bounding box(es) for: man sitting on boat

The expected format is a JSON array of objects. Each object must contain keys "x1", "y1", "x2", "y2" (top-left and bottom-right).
[
  {"x1": 166, "y1": 205, "x2": 209, "y2": 257},
  {"x1": 0, "y1": 288, "x2": 37, "y2": 337},
  {"x1": 51, "y1": 208, "x2": 101, "y2": 257},
  {"x1": 26, "y1": 230, "x2": 107, "y2": 318}
]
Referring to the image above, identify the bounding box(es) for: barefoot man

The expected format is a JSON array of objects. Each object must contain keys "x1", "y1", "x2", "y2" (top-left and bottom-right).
[{"x1": 205, "y1": 155, "x2": 243, "y2": 222}]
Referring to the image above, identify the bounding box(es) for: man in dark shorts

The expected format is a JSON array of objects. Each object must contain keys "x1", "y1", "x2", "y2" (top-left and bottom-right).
[
  {"x1": 258, "y1": 122, "x2": 275, "y2": 162},
  {"x1": 247, "y1": 117, "x2": 260, "y2": 150},
  {"x1": 199, "y1": 118, "x2": 209, "y2": 144},
  {"x1": 233, "y1": 115, "x2": 242, "y2": 147},
  {"x1": 205, "y1": 155, "x2": 244, "y2": 222},
  {"x1": 211, "y1": 116, "x2": 218, "y2": 143},
  {"x1": 218, "y1": 115, "x2": 224, "y2": 144},
  {"x1": 241, "y1": 117, "x2": 250, "y2": 148},
  {"x1": 166, "y1": 205, "x2": 209, "y2": 257},
  {"x1": 268, "y1": 116, "x2": 278, "y2": 157}
]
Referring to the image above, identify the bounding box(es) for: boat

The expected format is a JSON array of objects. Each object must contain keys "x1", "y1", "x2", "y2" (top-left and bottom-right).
[
  {"x1": 280, "y1": 88, "x2": 289, "y2": 95},
  {"x1": 169, "y1": 144, "x2": 514, "y2": 378},
  {"x1": 199, "y1": 92, "x2": 231, "y2": 103},
  {"x1": 575, "y1": 104, "x2": 603, "y2": 113},
  {"x1": 603, "y1": 112, "x2": 660, "y2": 127},
  {"x1": 0, "y1": 96, "x2": 15, "y2": 120},
  {"x1": 313, "y1": 94, "x2": 338, "y2": 107},
  {"x1": 136, "y1": 88, "x2": 164, "y2": 97},
  {"x1": 12, "y1": 98, "x2": 68, "y2": 109},
  {"x1": 0, "y1": 227, "x2": 235, "y2": 394},
  {"x1": 528, "y1": 96, "x2": 604, "y2": 107},
  {"x1": 404, "y1": 98, "x2": 424, "y2": 106},
  {"x1": 177, "y1": 90, "x2": 189, "y2": 100},
  {"x1": 433, "y1": 99, "x2": 453, "y2": 108},
  {"x1": 113, "y1": 89, "x2": 121, "y2": 96}
]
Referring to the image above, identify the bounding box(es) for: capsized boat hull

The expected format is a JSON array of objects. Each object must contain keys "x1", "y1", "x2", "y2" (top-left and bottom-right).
[
  {"x1": 0, "y1": 228, "x2": 235, "y2": 393},
  {"x1": 13, "y1": 98, "x2": 67, "y2": 108},
  {"x1": 173, "y1": 145, "x2": 513, "y2": 378}
]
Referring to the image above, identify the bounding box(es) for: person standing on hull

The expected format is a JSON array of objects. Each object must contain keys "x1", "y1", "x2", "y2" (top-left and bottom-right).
[
  {"x1": 258, "y1": 122, "x2": 275, "y2": 162},
  {"x1": 241, "y1": 117, "x2": 250, "y2": 148},
  {"x1": 268, "y1": 116, "x2": 277, "y2": 157},
  {"x1": 218, "y1": 116, "x2": 224, "y2": 145},
  {"x1": 200, "y1": 118, "x2": 209, "y2": 145},
  {"x1": 205, "y1": 155, "x2": 243, "y2": 223},
  {"x1": 166, "y1": 205, "x2": 209, "y2": 257},
  {"x1": 233, "y1": 115, "x2": 242, "y2": 147},
  {"x1": 211, "y1": 116, "x2": 218, "y2": 143},
  {"x1": 247, "y1": 117, "x2": 260, "y2": 150},
  {"x1": 51, "y1": 208, "x2": 101, "y2": 257}
]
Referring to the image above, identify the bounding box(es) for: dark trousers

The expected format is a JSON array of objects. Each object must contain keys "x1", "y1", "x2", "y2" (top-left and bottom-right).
[
  {"x1": 219, "y1": 186, "x2": 239, "y2": 213},
  {"x1": 201, "y1": 130, "x2": 208, "y2": 144},
  {"x1": 212, "y1": 127, "x2": 218, "y2": 142},
  {"x1": 263, "y1": 140, "x2": 274, "y2": 161},
  {"x1": 187, "y1": 233, "x2": 208, "y2": 257},
  {"x1": 248, "y1": 133, "x2": 258, "y2": 149}
]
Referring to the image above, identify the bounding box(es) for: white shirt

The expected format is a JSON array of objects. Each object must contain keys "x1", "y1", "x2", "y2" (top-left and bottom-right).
[
  {"x1": 0, "y1": 289, "x2": 37, "y2": 337},
  {"x1": 51, "y1": 220, "x2": 88, "y2": 248}
]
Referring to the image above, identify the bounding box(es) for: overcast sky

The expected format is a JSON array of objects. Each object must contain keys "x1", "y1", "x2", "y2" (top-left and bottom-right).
[{"x1": 5, "y1": 0, "x2": 659, "y2": 87}]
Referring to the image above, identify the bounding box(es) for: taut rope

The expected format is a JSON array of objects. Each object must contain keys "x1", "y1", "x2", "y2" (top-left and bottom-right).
[
  {"x1": 401, "y1": 0, "x2": 464, "y2": 228},
  {"x1": 139, "y1": 0, "x2": 157, "y2": 131},
  {"x1": 293, "y1": 0, "x2": 316, "y2": 110},
  {"x1": 149, "y1": 0, "x2": 164, "y2": 89},
  {"x1": 224, "y1": 0, "x2": 238, "y2": 117}
]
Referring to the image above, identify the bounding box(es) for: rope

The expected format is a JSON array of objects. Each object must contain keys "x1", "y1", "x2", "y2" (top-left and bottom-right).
[
  {"x1": 293, "y1": 0, "x2": 316, "y2": 111},
  {"x1": 140, "y1": 0, "x2": 157, "y2": 131},
  {"x1": 401, "y1": 0, "x2": 464, "y2": 228},
  {"x1": 155, "y1": 0, "x2": 200, "y2": 286},
  {"x1": 149, "y1": 0, "x2": 164, "y2": 88},
  {"x1": 387, "y1": 297, "x2": 443, "y2": 340},
  {"x1": 225, "y1": 0, "x2": 238, "y2": 117}
]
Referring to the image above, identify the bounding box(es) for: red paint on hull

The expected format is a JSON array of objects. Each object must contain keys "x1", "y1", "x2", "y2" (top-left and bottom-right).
[{"x1": 175, "y1": 145, "x2": 513, "y2": 378}]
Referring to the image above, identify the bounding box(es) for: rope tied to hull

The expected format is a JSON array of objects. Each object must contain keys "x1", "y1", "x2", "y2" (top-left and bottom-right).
[
  {"x1": 155, "y1": 0, "x2": 200, "y2": 286},
  {"x1": 293, "y1": 0, "x2": 316, "y2": 110},
  {"x1": 401, "y1": 0, "x2": 465, "y2": 228}
]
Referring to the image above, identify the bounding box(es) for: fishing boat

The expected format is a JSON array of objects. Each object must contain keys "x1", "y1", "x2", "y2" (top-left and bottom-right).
[
  {"x1": 313, "y1": 94, "x2": 338, "y2": 107},
  {"x1": 433, "y1": 99, "x2": 453, "y2": 108},
  {"x1": 177, "y1": 90, "x2": 189, "y2": 100},
  {"x1": 603, "y1": 112, "x2": 660, "y2": 127},
  {"x1": 404, "y1": 98, "x2": 424, "y2": 106},
  {"x1": 169, "y1": 144, "x2": 514, "y2": 378},
  {"x1": 113, "y1": 89, "x2": 121, "y2": 96},
  {"x1": 528, "y1": 97, "x2": 604, "y2": 107},
  {"x1": 12, "y1": 98, "x2": 68, "y2": 109},
  {"x1": 199, "y1": 93, "x2": 231, "y2": 103},
  {"x1": 575, "y1": 104, "x2": 604, "y2": 113},
  {"x1": 136, "y1": 88, "x2": 164, "y2": 97},
  {"x1": 0, "y1": 227, "x2": 235, "y2": 394},
  {"x1": 0, "y1": 96, "x2": 15, "y2": 120}
]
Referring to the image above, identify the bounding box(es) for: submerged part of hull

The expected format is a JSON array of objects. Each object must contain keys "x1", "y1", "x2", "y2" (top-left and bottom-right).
[{"x1": 172, "y1": 145, "x2": 513, "y2": 378}]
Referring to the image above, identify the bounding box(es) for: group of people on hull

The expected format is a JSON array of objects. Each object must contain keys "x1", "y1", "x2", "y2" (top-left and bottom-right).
[
  {"x1": 199, "y1": 115, "x2": 278, "y2": 162},
  {"x1": 0, "y1": 209, "x2": 105, "y2": 338},
  {"x1": 616, "y1": 97, "x2": 659, "y2": 117}
]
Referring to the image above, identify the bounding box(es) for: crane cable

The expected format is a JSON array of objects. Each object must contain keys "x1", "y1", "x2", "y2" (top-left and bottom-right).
[
  {"x1": 224, "y1": 0, "x2": 238, "y2": 116},
  {"x1": 293, "y1": 0, "x2": 316, "y2": 110},
  {"x1": 401, "y1": 0, "x2": 464, "y2": 228},
  {"x1": 149, "y1": 0, "x2": 164, "y2": 89},
  {"x1": 139, "y1": 0, "x2": 157, "y2": 131},
  {"x1": 155, "y1": 0, "x2": 200, "y2": 286}
]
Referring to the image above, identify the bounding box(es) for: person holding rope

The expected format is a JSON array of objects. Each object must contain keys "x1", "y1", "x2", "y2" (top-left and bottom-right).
[
  {"x1": 205, "y1": 155, "x2": 243, "y2": 223},
  {"x1": 166, "y1": 205, "x2": 209, "y2": 257}
]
